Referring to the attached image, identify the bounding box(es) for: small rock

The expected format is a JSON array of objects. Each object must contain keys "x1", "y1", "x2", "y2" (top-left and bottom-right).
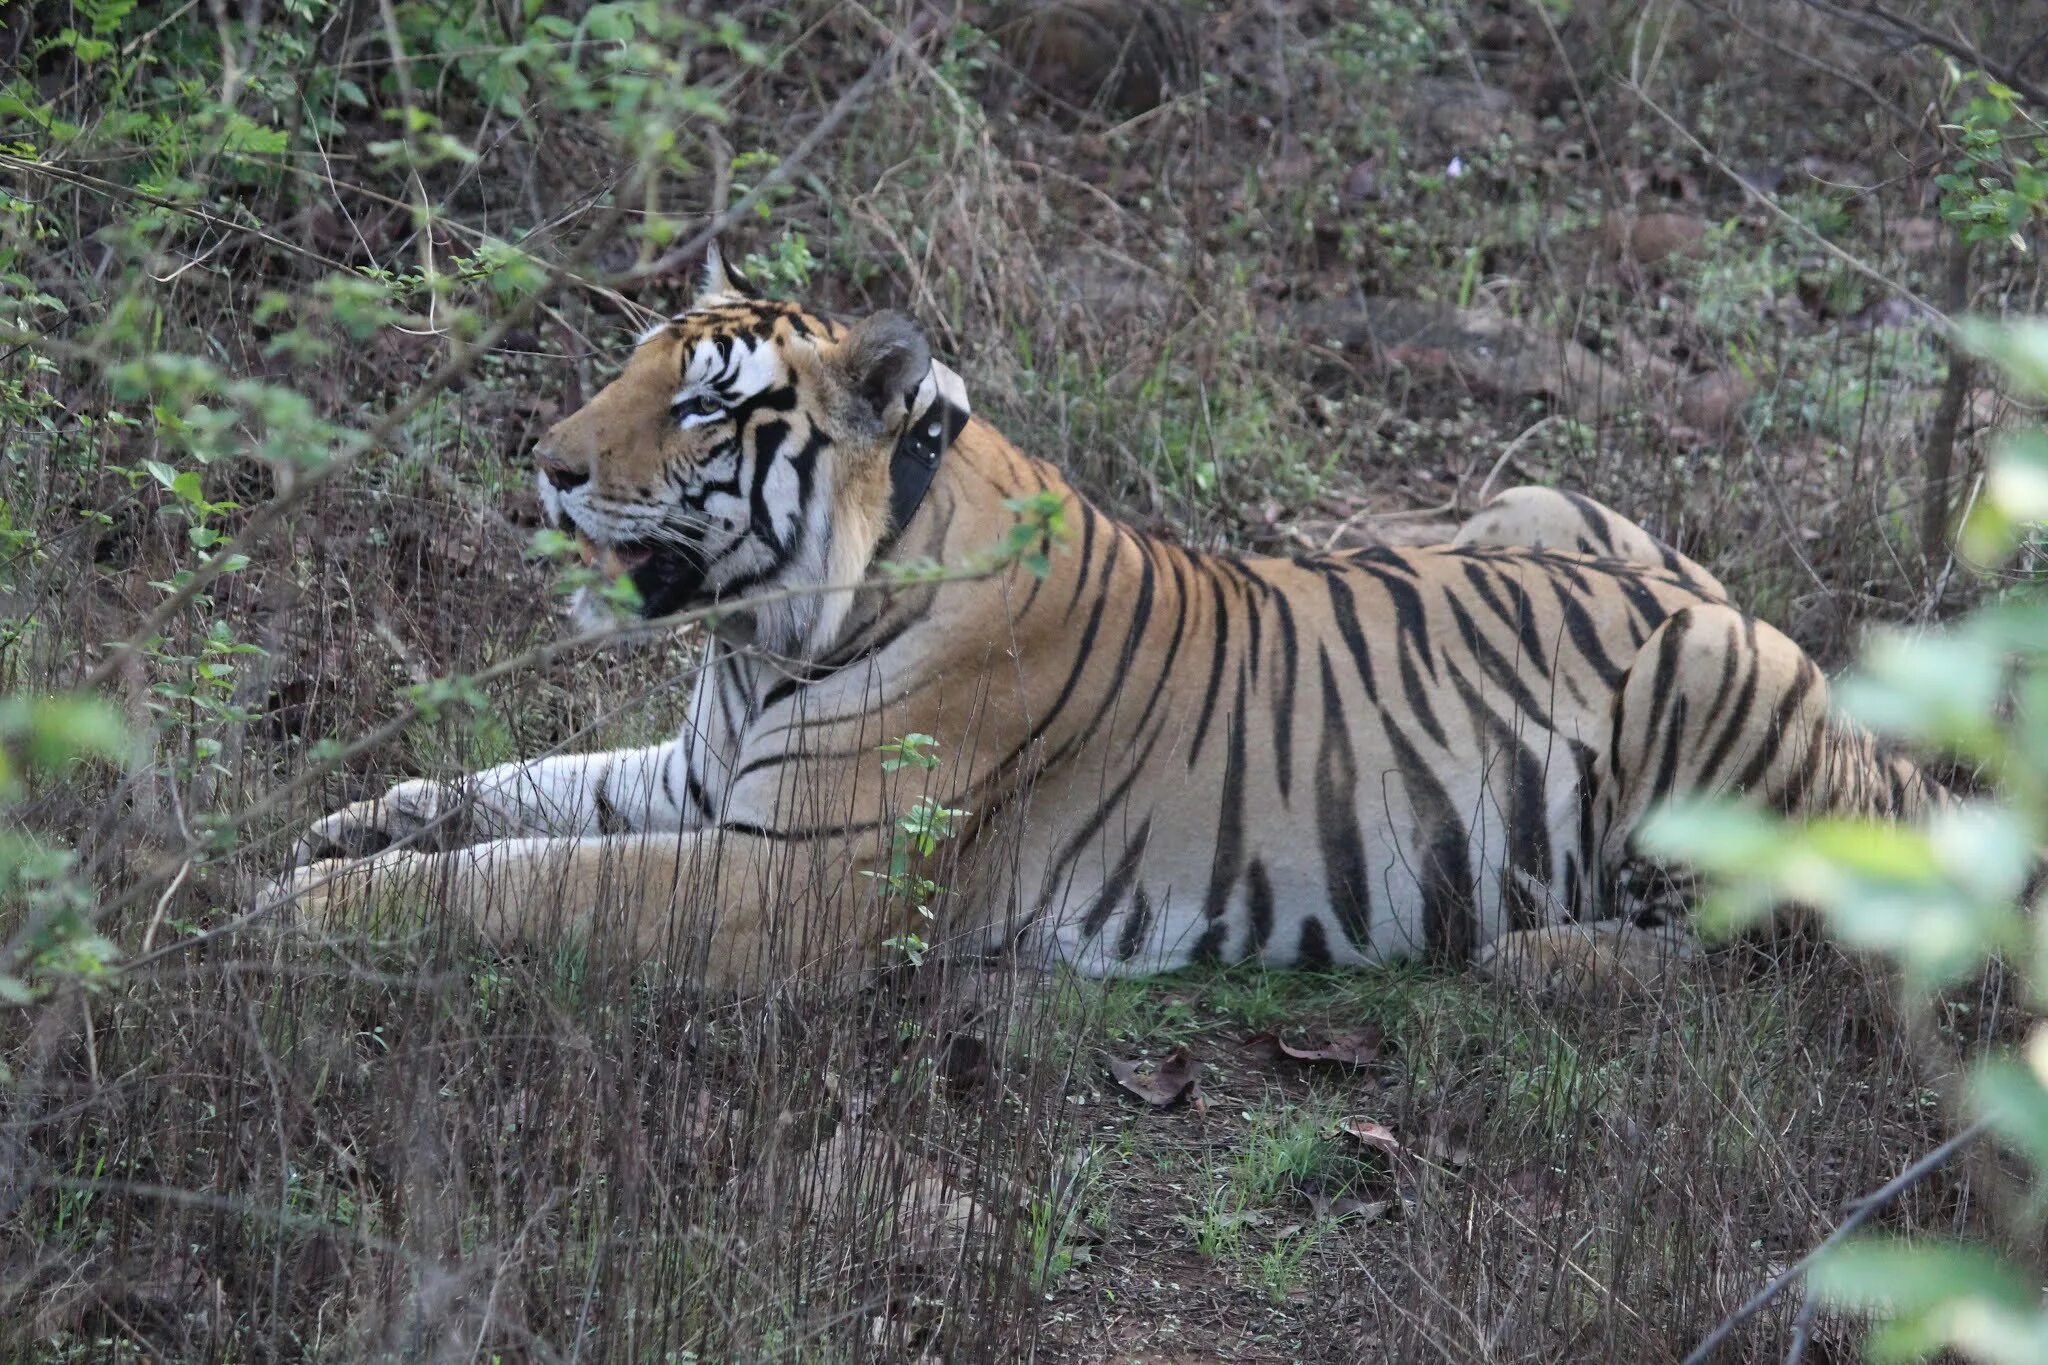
[
  {"x1": 1888, "y1": 217, "x2": 1942, "y2": 256},
  {"x1": 1401, "y1": 77, "x2": 1535, "y2": 149},
  {"x1": 1679, "y1": 371, "x2": 1754, "y2": 436},
  {"x1": 997, "y1": 0, "x2": 1200, "y2": 114},
  {"x1": 1340, "y1": 155, "x2": 1382, "y2": 203},
  {"x1": 1605, "y1": 212, "x2": 1709, "y2": 266}
]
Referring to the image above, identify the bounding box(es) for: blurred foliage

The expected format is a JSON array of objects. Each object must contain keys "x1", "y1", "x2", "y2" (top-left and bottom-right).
[{"x1": 1645, "y1": 319, "x2": 2048, "y2": 1363}]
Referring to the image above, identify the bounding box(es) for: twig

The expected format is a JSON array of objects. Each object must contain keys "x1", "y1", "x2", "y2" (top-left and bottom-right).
[
  {"x1": 1623, "y1": 80, "x2": 1957, "y2": 344},
  {"x1": 0, "y1": 154, "x2": 359, "y2": 275},
  {"x1": 1920, "y1": 231, "x2": 1976, "y2": 567},
  {"x1": 622, "y1": 14, "x2": 938, "y2": 287},
  {"x1": 1682, "y1": 1115, "x2": 1990, "y2": 1364},
  {"x1": 7, "y1": 19, "x2": 927, "y2": 700},
  {"x1": 1783, "y1": 1288, "x2": 1822, "y2": 1364},
  {"x1": 1680, "y1": 0, "x2": 1918, "y2": 131},
  {"x1": 1800, "y1": 0, "x2": 2048, "y2": 110}
]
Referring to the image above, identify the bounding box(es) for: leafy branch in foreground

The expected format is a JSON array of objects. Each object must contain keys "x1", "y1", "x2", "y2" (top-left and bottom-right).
[
  {"x1": 0, "y1": 696, "x2": 130, "y2": 1032},
  {"x1": 1647, "y1": 318, "x2": 2048, "y2": 1363}
]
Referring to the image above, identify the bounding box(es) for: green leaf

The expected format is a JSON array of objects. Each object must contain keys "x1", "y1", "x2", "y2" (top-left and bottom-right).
[
  {"x1": 1812, "y1": 1237, "x2": 2033, "y2": 1312},
  {"x1": 0, "y1": 694, "x2": 129, "y2": 770},
  {"x1": 1973, "y1": 1057, "x2": 2048, "y2": 1182},
  {"x1": 1927, "y1": 803, "x2": 2033, "y2": 910},
  {"x1": 1963, "y1": 317, "x2": 2048, "y2": 399},
  {"x1": 1835, "y1": 628, "x2": 2006, "y2": 755},
  {"x1": 1636, "y1": 797, "x2": 1785, "y2": 869}
]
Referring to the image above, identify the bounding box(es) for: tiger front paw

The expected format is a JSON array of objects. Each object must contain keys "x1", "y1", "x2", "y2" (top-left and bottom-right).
[
  {"x1": 290, "y1": 779, "x2": 477, "y2": 868},
  {"x1": 257, "y1": 849, "x2": 433, "y2": 936}
]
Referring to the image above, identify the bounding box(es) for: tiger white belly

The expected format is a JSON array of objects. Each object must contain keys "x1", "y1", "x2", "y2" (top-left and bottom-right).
[{"x1": 1007, "y1": 713, "x2": 1602, "y2": 976}]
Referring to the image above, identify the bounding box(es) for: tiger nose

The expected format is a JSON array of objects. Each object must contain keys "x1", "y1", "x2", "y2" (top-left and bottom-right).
[{"x1": 534, "y1": 443, "x2": 590, "y2": 493}]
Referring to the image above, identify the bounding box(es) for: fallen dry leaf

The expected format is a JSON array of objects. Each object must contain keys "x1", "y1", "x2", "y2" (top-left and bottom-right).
[
  {"x1": 1108, "y1": 1045, "x2": 1205, "y2": 1112},
  {"x1": 1303, "y1": 1184, "x2": 1398, "y2": 1225},
  {"x1": 1246, "y1": 1025, "x2": 1384, "y2": 1067},
  {"x1": 1336, "y1": 1116, "x2": 1402, "y2": 1155},
  {"x1": 1418, "y1": 1125, "x2": 1476, "y2": 1169}
]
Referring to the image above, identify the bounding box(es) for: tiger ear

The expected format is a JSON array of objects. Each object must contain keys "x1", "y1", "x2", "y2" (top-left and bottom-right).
[
  {"x1": 831, "y1": 311, "x2": 932, "y2": 434},
  {"x1": 694, "y1": 240, "x2": 759, "y2": 304}
]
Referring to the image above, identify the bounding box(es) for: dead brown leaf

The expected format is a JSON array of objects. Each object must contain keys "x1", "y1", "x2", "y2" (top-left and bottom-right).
[
  {"x1": 1303, "y1": 1184, "x2": 1398, "y2": 1225},
  {"x1": 1245, "y1": 1025, "x2": 1384, "y2": 1068},
  {"x1": 1108, "y1": 1045, "x2": 1205, "y2": 1112},
  {"x1": 1336, "y1": 1116, "x2": 1402, "y2": 1155}
]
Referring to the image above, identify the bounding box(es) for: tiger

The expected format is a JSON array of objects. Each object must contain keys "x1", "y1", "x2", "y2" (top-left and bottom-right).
[{"x1": 268, "y1": 245, "x2": 1951, "y2": 992}]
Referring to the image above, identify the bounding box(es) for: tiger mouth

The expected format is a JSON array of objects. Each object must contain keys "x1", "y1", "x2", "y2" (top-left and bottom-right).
[
  {"x1": 574, "y1": 532, "x2": 655, "y2": 577},
  {"x1": 571, "y1": 531, "x2": 707, "y2": 619}
]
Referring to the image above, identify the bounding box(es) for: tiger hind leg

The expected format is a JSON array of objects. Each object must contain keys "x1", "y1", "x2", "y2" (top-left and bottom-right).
[
  {"x1": 1480, "y1": 602, "x2": 1952, "y2": 996},
  {"x1": 1591, "y1": 603, "x2": 1950, "y2": 866}
]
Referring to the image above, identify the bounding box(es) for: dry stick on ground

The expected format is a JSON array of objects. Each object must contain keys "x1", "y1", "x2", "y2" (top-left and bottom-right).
[
  {"x1": 1621, "y1": 82, "x2": 1957, "y2": 344},
  {"x1": 1682, "y1": 0, "x2": 1919, "y2": 131},
  {"x1": 1680, "y1": 1115, "x2": 1991, "y2": 1365},
  {"x1": 1799, "y1": 0, "x2": 2048, "y2": 111}
]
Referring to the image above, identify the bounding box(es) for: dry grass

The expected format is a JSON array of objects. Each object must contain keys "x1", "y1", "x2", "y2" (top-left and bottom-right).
[{"x1": 3, "y1": 0, "x2": 2043, "y2": 1359}]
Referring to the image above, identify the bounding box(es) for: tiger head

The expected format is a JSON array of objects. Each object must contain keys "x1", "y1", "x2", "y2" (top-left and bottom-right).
[{"x1": 532, "y1": 245, "x2": 969, "y2": 651}]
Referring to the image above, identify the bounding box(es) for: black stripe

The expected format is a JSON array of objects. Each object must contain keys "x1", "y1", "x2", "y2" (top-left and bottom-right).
[
  {"x1": 1268, "y1": 579, "x2": 1299, "y2": 801},
  {"x1": 1129, "y1": 540, "x2": 1193, "y2": 741},
  {"x1": 1647, "y1": 694, "x2": 1692, "y2": 804},
  {"x1": 683, "y1": 759, "x2": 715, "y2": 821},
  {"x1": 1570, "y1": 739, "x2": 1598, "y2": 921},
  {"x1": 1382, "y1": 713, "x2": 1477, "y2": 963},
  {"x1": 1186, "y1": 560, "x2": 1233, "y2": 767},
  {"x1": 1188, "y1": 920, "x2": 1231, "y2": 965},
  {"x1": 1062, "y1": 497, "x2": 1101, "y2": 620},
  {"x1": 1776, "y1": 715, "x2": 1824, "y2": 815},
  {"x1": 1462, "y1": 561, "x2": 1548, "y2": 669},
  {"x1": 1695, "y1": 616, "x2": 1763, "y2": 789},
  {"x1": 1244, "y1": 858, "x2": 1275, "y2": 959},
  {"x1": 1319, "y1": 566, "x2": 1382, "y2": 704},
  {"x1": 1116, "y1": 885, "x2": 1157, "y2": 962},
  {"x1": 1297, "y1": 916, "x2": 1333, "y2": 971},
  {"x1": 1034, "y1": 714, "x2": 1172, "y2": 917},
  {"x1": 594, "y1": 775, "x2": 628, "y2": 834},
  {"x1": 1564, "y1": 490, "x2": 1619, "y2": 553},
  {"x1": 1637, "y1": 608, "x2": 1695, "y2": 743},
  {"x1": 1735, "y1": 657, "x2": 1820, "y2": 792},
  {"x1": 1442, "y1": 590, "x2": 1552, "y2": 731},
  {"x1": 1201, "y1": 660, "x2": 1250, "y2": 923},
  {"x1": 1545, "y1": 574, "x2": 1627, "y2": 688},
  {"x1": 1447, "y1": 662, "x2": 1552, "y2": 934},
  {"x1": 1314, "y1": 648, "x2": 1373, "y2": 952},
  {"x1": 1612, "y1": 570, "x2": 1672, "y2": 645}
]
